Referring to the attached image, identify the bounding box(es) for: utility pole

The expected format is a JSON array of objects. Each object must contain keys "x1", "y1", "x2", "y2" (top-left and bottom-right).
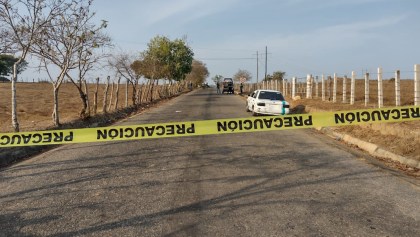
[
  {"x1": 256, "y1": 51, "x2": 259, "y2": 83},
  {"x1": 265, "y1": 46, "x2": 268, "y2": 81}
]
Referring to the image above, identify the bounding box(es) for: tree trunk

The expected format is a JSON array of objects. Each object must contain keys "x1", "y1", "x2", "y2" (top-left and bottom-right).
[
  {"x1": 83, "y1": 79, "x2": 90, "y2": 117},
  {"x1": 108, "y1": 80, "x2": 114, "y2": 111},
  {"x1": 11, "y1": 63, "x2": 19, "y2": 132},
  {"x1": 114, "y1": 77, "x2": 121, "y2": 110},
  {"x1": 143, "y1": 80, "x2": 151, "y2": 103},
  {"x1": 149, "y1": 79, "x2": 155, "y2": 102},
  {"x1": 77, "y1": 87, "x2": 88, "y2": 118},
  {"x1": 125, "y1": 78, "x2": 129, "y2": 107},
  {"x1": 52, "y1": 86, "x2": 60, "y2": 126},
  {"x1": 93, "y1": 77, "x2": 99, "y2": 115},
  {"x1": 131, "y1": 80, "x2": 137, "y2": 106},
  {"x1": 136, "y1": 83, "x2": 143, "y2": 105},
  {"x1": 102, "y1": 76, "x2": 110, "y2": 113}
]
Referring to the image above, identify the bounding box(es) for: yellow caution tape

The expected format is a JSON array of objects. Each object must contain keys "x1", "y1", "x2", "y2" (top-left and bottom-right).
[{"x1": 0, "y1": 106, "x2": 419, "y2": 147}]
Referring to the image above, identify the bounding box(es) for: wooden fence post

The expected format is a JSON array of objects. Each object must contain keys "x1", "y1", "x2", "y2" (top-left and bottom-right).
[
  {"x1": 328, "y1": 76, "x2": 332, "y2": 101},
  {"x1": 114, "y1": 77, "x2": 121, "y2": 110},
  {"x1": 125, "y1": 78, "x2": 129, "y2": 107},
  {"x1": 395, "y1": 70, "x2": 400, "y2": 106},
  {"x1": 282, "y1": 79, "x2": 286, "y2": 95},
  {"x1": 285, "y1": 80, "x2": 288, "y2": 96},
  {"x1": 415, "y1": 64, "x2": 420, "y2": 106},
  {"x1": 350, "y1": 71, "x2": 355, "y2": 105},
  {"x1": 365, "y1": 73, "x2": 369, "y2": 107},
  {"x1": 378, "y1": 67, "x2": 383, "y2": 108},
  {"x1": 321, "y1": 74, "x2": 325, "y2": 101},
  {"x1": 342, "y1": 75, "x2": 347, "y2": 103},
  {"x1": 333, "y1": 73, "x2": 337, "y2": 103},
  {"x1": 108, "y1": 80, "x2": 115, "y2": 111},
  {"x1": 93, "y1": 77, "x2": 99, "y2": 115},
  {"x1": 292, "y1": 77, "x2": 296, "y2": 98},
  {"x1": 306, "y1": 74, "x2": 312, "y2": 99},
  {"x1": 102, "y1": 76, "x2": 110, "y2": 113}
]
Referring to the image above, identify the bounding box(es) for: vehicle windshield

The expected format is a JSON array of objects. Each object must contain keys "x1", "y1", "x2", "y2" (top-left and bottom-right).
[{"x1": 258, "y1": 91, "x2": 285, "y2": 101}]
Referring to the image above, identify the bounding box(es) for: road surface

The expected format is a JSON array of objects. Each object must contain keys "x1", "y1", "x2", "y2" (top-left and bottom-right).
[{"x1": 1, "y1": 88, "x2": 419, "y2": 236}]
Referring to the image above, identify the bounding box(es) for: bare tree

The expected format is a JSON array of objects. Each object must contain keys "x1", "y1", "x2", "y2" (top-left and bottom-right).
[
  {"x1": 233, "y1": 69, "x2": 252, "y2": 82},
  {"x1": 66, "y1": 29, "x2": 112, "y2": 118},
  {"x1": 30, "y1": 0, "x2": 108, "y2": 126},
  {"x1": 108, "y1": 52, "x2": 139, "y2": 106},
  {"x1": 93, "y1": 77, "x2": 99, "y2": 114},
  {"x1": 0, "y1": 0, "x2": 65, "y2": 131}
]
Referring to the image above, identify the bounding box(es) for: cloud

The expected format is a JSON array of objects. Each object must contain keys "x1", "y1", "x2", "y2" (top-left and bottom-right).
[{"x1": 141, "y1": 0, "x2": 240, "y2": 27}]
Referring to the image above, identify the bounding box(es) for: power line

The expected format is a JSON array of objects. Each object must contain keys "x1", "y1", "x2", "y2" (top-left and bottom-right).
[{"x1": 196, "y1": 57, "x2": 255, "y2": 60}]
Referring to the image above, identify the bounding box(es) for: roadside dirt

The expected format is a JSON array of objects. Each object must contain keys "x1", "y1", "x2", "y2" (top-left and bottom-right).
[{"x1": 289, "y1": 97, "x2": 420, "y2": 177}]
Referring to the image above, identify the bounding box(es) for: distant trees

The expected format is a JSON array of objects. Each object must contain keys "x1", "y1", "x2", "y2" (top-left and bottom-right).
[
  {"x1": 186, "y1": 60, "x2": 209, "y2": 86},
  {"x1": 0, "y1": 54, "x2": 27, "y2": 78},
  {"x1": 133, "y1": 36, "x2": 194, "y2": 81},
  {"x1": 131, "y1": 35, "x2": 194, "y2": 102},
  {"x1": 108, "y1": 52, "x2": 139, "y2": 106},
  {"x1": 233, "y1": 69, "x2": 252, "y2": 82},
  {"x1": 212, "y1": 74, "x2": 223, "y2": 85},
  {"x1": 265, "y1": 71, "x2": 286, "y2": 81}
]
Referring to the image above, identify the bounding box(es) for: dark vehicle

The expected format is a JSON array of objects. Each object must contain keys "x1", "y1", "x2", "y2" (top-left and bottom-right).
[{"x1": 222, "y1": 78, "x2": 234, "y2": 94}]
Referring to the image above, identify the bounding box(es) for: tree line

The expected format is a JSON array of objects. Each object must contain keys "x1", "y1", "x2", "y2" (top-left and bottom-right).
[
  {"x1": 1, "y1": 0, "x2": 208, "y2": 132},
  {"x1": 212, "y1": 69, "x2": 286, "y2": 85}
]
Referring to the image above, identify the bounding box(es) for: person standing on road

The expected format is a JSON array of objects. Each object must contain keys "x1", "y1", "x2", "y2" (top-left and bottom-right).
[
  {"x1": 240, "y1": 82, "x2": 244, "y2": 94},
  {"x1": 216, "y1": 82, "x2": 221, "y2": 94}
]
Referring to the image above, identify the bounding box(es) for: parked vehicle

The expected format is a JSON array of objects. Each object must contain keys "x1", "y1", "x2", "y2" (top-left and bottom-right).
[
  {"x1": 246, "y1": 89, "x2": 290, "y2": 116},
  {"x1": 222, "y1": 78, "x2": 234, "y2": 94}
]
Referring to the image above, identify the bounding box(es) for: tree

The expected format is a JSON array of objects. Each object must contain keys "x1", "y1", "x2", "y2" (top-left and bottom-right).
[
  {"x1": 134, "y1": 35, "x2": 194, "y2": 81},
  {"x1": 30, "y1": 0, "x2": 108, "y2": 126},
  {"x1": 169, "y1": 38, "x2": 194, "y2": 81},
  {"x1": 211, "y1": 74, "x2": 223, "y2": 85},
  {"x1": 0, "y1": 0, "x2": 66, "y2": 131},
  {"x1": 233, "y1": 69, "x2": 252, "y2": 82},
  {"x1": 265, "y1": 71, "x2": 286, "y2": 81},
  {"x1": 0, "y1": 54, "x2": 27, "y2": 77},
  {"x1": 132, "y1": 35, "x2": 194, "y2": 102},
  {"x1": 65, "y1": 30, "x2": 112, "y2": 118},
  {"x1": 108, "y1": 52, "x2": 139, "y2": 105},
  {"x1": 186, "y1": 60, "x2": 209, "y2": 86}
]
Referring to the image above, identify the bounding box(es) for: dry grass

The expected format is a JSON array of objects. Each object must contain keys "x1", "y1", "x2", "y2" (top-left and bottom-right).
[
  {"x1": 294, "y1": 79, "x2": 415, "y2": 108},
  {"x1": 0, "y1": 82, "x2": 137, "y2": 132},
  {"x1": 283, "y1": 79, "x2": 420, "y2": 163}
]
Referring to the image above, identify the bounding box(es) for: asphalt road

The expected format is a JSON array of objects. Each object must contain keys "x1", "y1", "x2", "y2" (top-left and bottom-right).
[{"x1": 1, "y1": 88, "x2": 420, "y2": 237}]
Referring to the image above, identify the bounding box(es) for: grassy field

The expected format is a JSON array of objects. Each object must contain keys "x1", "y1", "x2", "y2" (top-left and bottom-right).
[{"x1": 0, "y1": 82, "x2": 137, "y2": 132}]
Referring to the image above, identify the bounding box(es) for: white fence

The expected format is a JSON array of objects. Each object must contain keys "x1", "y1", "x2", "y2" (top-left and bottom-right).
[{"x1": 241, "y1": 65, "x2": 420, "y2": 108}]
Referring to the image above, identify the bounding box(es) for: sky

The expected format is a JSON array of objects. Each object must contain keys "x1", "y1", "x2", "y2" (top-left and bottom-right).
[{"x1": 21, "y1": 0, "x2": 420, "y2": 83}]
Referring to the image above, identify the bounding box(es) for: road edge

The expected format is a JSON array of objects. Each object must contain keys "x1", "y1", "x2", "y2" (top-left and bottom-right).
[{"x1": 305, "y1": 106, "x2": 420, "y2": 169}]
